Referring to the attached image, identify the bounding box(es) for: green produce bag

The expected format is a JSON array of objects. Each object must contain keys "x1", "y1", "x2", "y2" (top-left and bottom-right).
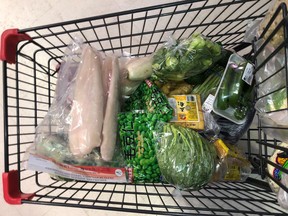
[
  {"x1": 153, "y1": 122, "x2": 217, "y2": 190},
  {"x1": 152, "y1": 33, "x2": 224, "y2": 81},
  {"x1": 123, "y1": 79, "x2": 173, "y2": 116},
  {"x1": 119, "y1": 80, "x2": 173, "y2": 182}
]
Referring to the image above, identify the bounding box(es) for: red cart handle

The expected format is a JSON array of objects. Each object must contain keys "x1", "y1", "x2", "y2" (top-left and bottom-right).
[
  {"x1": 0, "y1": 29, "x2": 31, "y2": 64},
  {"x1": 2, "y1": 170, "x2": 35, "y2": 204}
]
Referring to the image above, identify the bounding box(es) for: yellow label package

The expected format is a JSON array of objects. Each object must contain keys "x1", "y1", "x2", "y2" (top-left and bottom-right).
[
  {"x1": 168, "y1": 94, "x2": 204, "y2": 130},
  {"x1": 214, "y1": 139, "x2": 229, "y2": 160}
]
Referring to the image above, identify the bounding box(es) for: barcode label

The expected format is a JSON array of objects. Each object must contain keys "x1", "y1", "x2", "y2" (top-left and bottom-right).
[
  {"x1": 187, "y1": 95, "x2": 195, "y2": 102},
  {"x1": 242, "y1": 63, "x2": 254, "y2": 85},
  {"x1": 202, "y1": 94, "x2": 215, "y2": 113}
]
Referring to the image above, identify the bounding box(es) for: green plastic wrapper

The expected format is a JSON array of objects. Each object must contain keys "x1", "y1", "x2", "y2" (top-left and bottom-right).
[
  {"x1": 152, "y1": 33, "x2": 224, "y2": 81},
  {"x1": 119, "y1": 80, "x2": 173, "y2": 182},
  {"x1": 123, "y1": 79, "x2": 173, "y2": 116},
  {"x1": 153, "y1": 122, "x2": 217, "y2": 190}
]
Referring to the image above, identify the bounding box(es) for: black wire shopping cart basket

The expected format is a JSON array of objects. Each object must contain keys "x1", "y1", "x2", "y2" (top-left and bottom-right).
[{"x1": 1, "y1": 0, "x2": 288, "y2": 215}]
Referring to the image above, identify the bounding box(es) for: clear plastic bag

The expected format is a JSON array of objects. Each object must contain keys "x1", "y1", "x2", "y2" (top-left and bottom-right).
[
  {"x1": 254, "y1": 16, "x2": 288, "y2": 142},
  {"x1": 243, "y1": 19, "x2": 262, "y2": 43},
  {"x1": 258, "y1": 112, "x2": 288, "y2": 143},
  {"x1": 212, "y1": 140, "x2": 252, "y2": 182},
  {"x1": 254, "y1": 39, "x2": 286, "y2": 98},
  {"x1": 278, "y1": 173, "x2": 288, "y2": 210},
  {"x1": 68, "y1": 46, "x2": 105, "y2": 157},
  {"x1": 152, "y1": 33, "x2": 224, "y2": 81},
  {"x1": 258, "y1": 0, "x2": 288, "y2": 48},
  {"x1": 24, "y1": 41, "x2": 130, "y2": 183},
  {"x1": 153, "y1": 122, "x2": 217, "y2": 190},
  {"x1": 119, "y1": 55, "x2": 142, "y2": 96}
]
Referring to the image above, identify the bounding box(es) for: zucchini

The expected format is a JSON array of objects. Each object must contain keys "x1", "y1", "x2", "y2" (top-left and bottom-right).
[
  {"x1": 216, "y1": 66, "x2": 234, "y2": 110},
  {"x1": 233, "y1": 81, "x2": 254, "y2": 120},
  {"x1": 228, "y1": 62, "x2": 247, "y2": 108}
]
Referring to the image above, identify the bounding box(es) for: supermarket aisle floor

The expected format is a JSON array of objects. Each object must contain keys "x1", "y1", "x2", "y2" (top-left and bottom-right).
[{"x1": 0, "y1": 1, "x2": 175, "y2": 215}]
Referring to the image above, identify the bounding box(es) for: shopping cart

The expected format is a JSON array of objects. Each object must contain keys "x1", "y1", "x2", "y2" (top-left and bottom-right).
[{"x1": 1, "y1": 0, "x2": 288, "y2": 215}]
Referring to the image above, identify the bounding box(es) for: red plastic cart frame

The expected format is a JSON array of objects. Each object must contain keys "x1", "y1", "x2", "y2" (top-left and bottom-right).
[{"x1": 1, "y1": 29, "x2": 34, "y2": 204}]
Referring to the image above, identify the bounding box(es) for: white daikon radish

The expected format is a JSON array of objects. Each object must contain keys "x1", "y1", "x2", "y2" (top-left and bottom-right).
[
  {"x1": 127, "y1": 56, "x2": 153, "y2": 81},
  {"x1": 101, "y1": 56, "x2": 120, "y2": 161},
  {"x1": 69, "y1": 46, "x2": 104, "y2": 157}
]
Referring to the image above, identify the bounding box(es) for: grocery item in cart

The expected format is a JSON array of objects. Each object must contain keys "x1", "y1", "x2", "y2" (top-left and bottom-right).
[
  {"x1": 254, "y1": 38, "x2": 288, "y2": 143},
  {"x1": 119, "y1": 55, "x2": 142, "y2": 96},
  {"x1": 126, "y1": 55, "x2": 153, "y2": 81},
  {"x1": 152, "y1": 33, "x2": 224, "y2": 81},
  {"x1": 213, "y1": 140, "x2": 252, "y2": 182},
  {"x1": 119, "y1": 111, "x2": 165, "y2": 182},
  {"x1": 215, "y1": 107, "x2": 256, "y2": 144},
  {"x1": 258, "y1": 0, "x2": 288, "y2": 48},
  {"x1": 278, "y1": 173, "x2": 288, "y2": 210},
  {"x1": 25, "y1": 44, "x2": 130, "y2": 183},
  {"x1": 123, "y1": 79, "x2": 173, "y2": 116},
  {"x1": 254, "y1": 38, "x2": 286, "y2": 98},
  {"x1": 101, "y1": 56, "x2": 121, "y2": 161},
  {"x1": 256, "y1": 88, "x2": 288, "y2": 143},
  {"x1": 191, "y1": 65, "x2": 224, "y2": 102},
  {"x1": 119, "y1": 80, "x2": 173, "y2": 182},
  {"x1": 155, "y1": 80, "x2": 193, "y2": 97},
  {"x1": 168, "y1": 94, "x2": 205, "y2": 130},
  {"x1": 69, "y1": 46, "x2": 104, "y2": 157},
  {"x1": 213, "y1": 53, "x2": 255, "y2": 124},
  {"x1": 153, "y1": 122, "x2": 216, "y2": 190},
  {"x1": 267, "y1": 142, "x2": 288, "y2": 193}
]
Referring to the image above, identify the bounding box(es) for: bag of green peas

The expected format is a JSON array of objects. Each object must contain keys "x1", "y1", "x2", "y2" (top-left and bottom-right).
[
  {"x1": 119, "y1": 80, "x2": 173, "y2": 182},
  {"x1": 123, "y1": 80, "x2": 173, "y2": 116}
]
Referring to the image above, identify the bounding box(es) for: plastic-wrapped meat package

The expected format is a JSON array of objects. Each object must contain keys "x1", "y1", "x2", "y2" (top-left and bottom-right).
[
  {"x1": 101, "y1": 56, "x2": 121, "y2": 161},
  {"x1": 33, "y1": 60, "x2": 79, "y2": 161},
  {"x1": 69, "y1": 46, "x2": 104, "y2": 157},
  {"x1": 24, "y1": 43, "x2": 130, "y2": 183}
]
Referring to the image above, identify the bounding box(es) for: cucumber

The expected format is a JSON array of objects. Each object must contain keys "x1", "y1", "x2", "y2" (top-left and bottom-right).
[
  {"x1": 233, "y1": 82, "x2": 254, "y2": 120},
  {"x1": 216, "y1": 66, "x2": 234, "y2": 110},
  {"x1": 228, "y1": 63, "x2": 247, "y2": 108}
]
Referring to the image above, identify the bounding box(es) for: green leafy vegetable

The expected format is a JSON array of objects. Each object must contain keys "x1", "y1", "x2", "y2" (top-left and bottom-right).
[
  {"x1": 154, "y1": 123, "x2": 216, "y2": 189},
  {"x1": 152, "y1": 33, "x2": 224, "y2": 81}
]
